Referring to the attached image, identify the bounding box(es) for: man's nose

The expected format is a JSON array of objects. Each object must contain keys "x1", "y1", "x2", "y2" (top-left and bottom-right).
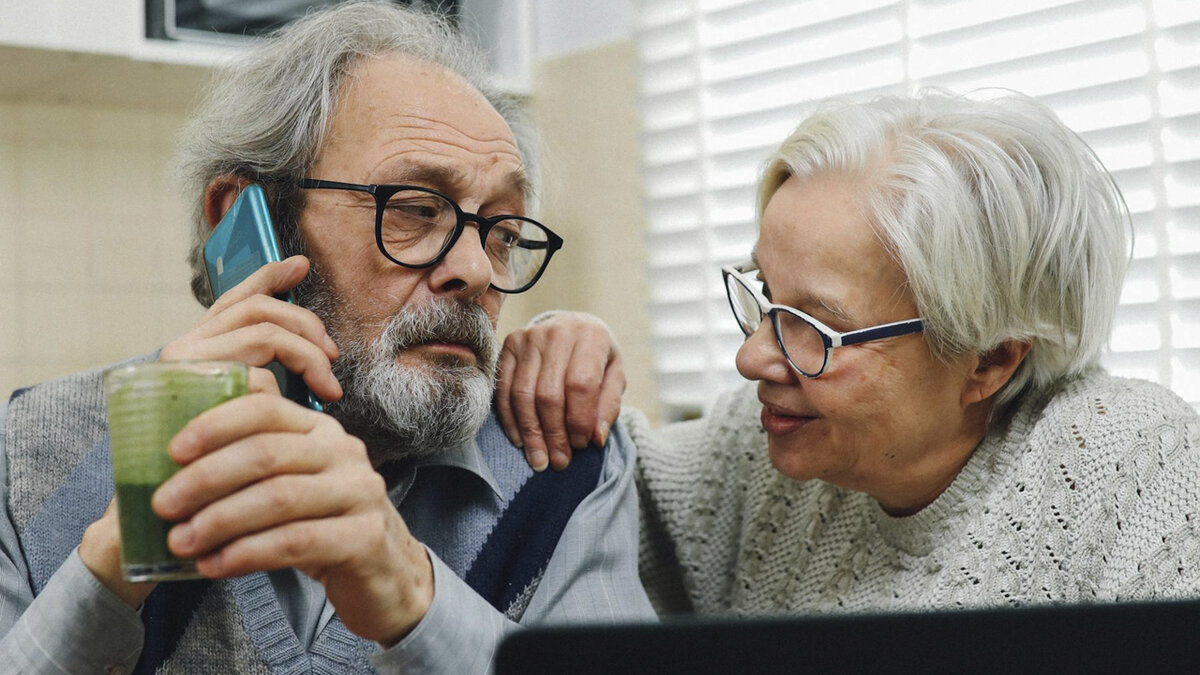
[{"x1": 428, "y1": 223, "x2": 493, "y2": 298}]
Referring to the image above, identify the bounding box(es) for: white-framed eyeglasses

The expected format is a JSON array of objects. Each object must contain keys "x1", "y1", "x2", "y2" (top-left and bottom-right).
[{"x1": 722, "y1": 261, "x2": 925, "y2": 378}]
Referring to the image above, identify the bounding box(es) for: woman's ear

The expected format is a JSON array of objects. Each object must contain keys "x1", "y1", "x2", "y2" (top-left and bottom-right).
[
  {"x1": 962, "y1": 340, "x2": 1032, "y2": 407},
  {"x1": 203, "y1": 175, "x2": 252, "y2": 230}
]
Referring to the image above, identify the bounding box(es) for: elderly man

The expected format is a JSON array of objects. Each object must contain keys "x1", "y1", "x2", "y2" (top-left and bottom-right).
[{"x1": 0, "y1": 2, "x2": 651, "y2": 672}]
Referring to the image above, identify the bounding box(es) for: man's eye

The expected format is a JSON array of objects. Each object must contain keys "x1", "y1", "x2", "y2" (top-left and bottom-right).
[
  {"x1": 491, "y1": 228, "x2": 518, "y2": 246},
  {"x1": 393, "y1": 203, "x2": 441, "y2": 220}
]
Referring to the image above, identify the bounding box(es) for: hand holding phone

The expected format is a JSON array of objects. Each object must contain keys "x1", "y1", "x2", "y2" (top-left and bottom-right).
[{"x1": 203, "y1": 184, "x2": 325, "y2": 411}]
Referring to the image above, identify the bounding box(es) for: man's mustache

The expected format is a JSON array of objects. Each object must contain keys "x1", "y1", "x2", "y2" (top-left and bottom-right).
[{"x1": 377, "y1": 298, "x2": 498, "y2": 373}]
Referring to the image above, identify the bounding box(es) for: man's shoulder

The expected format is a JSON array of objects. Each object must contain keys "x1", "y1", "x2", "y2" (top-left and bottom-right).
[
  {"x1": 6, "y1": 353, "x2": 157, "y2": 412},
  {"x1": 474, "y1": 408, "x2": 634, "y2": 491}
]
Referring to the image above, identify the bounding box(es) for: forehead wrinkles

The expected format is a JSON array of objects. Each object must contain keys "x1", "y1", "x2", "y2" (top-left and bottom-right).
[
  {"x1": 384, "y1": 113, "x2": 520, "y2": 153},
  {"x1": 377, "y1": 133, "x2": 523, "y2": 170}
]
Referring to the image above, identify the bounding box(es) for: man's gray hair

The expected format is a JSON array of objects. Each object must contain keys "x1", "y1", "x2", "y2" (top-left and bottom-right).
[
  {"x1": 176, "y1": 0, "x2": 538, "y2": 306},
  {"x1": 759, "y1": 89, "x2": 1131, "y2": 408}
]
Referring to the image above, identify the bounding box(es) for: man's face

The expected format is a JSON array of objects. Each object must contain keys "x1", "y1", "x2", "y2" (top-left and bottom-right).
[{"x1": 296, "y1": 54, "x2": 527, "y2": 459}]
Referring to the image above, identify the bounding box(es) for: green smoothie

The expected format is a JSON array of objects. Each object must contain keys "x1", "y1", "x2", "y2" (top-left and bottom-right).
[{"x1": 105, "y1": 361, "x2": 247, "y2": 582}]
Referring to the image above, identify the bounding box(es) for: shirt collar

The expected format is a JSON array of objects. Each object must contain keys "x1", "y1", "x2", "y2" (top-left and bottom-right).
[{"x1": 383, "y1": 435, "x2": 505, "y2": 503}]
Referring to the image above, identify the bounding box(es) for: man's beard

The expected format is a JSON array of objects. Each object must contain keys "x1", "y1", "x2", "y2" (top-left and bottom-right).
[{"x1": 296, "y1": 268, "x2": 499, "y2": 464}]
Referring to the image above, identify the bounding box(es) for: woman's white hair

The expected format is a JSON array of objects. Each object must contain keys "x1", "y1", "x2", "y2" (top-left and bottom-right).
[
  {"x1": 759, "y1": 89, "x2": 1132, "y2": 407},
  {"x1": 176, "y1": 0, "x2": 539, "y2": 306}
]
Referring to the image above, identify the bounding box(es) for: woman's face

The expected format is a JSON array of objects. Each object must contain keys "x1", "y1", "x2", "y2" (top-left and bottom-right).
[{"x1": 736, "y1": 172, "x2": 985, "y2": 514}]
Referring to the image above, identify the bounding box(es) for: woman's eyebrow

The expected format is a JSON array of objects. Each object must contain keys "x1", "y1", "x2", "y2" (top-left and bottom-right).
[{"x1": 756, "y1": 265, "x2": 855, "y2": 325}]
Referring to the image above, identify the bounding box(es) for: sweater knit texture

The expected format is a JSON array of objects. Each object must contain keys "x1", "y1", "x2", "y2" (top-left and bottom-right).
[
  {"x1": 631, "y1": 369, "x2": 1200, "y2": 616},
  {"x1": 5, "y1": 356, "x2": 603, "y2": 673}
]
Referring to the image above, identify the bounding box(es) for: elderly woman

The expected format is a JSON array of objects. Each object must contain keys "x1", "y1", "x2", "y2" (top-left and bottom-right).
[
  {"x1": 502, "y1": 90, "x2": 1200, "y2": 616},
  {"x1": 624, "y1": 90, "x2": 1200, "y2": 615}
]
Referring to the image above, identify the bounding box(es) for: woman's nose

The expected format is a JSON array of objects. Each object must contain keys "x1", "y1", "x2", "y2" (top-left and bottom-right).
[{"x1": 735, "y1": 321, "x2": 794, "y2": 384}]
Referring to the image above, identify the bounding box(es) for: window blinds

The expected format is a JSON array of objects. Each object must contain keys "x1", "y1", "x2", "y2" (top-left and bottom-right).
[{"x1": 638, "y1": 0, "x2": 1200, "y2": 419}]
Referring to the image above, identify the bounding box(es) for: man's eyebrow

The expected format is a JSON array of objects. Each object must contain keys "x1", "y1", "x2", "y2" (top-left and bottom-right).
[
  {"x1": 381, "y1": 165, "x2": 532, "y2": 202},
  {"x1": 507, "y1": 169, "x2": 533, "y2": 202},
  {"x1": 382, "y1": 164, "x2": 464, "y2": 188}
]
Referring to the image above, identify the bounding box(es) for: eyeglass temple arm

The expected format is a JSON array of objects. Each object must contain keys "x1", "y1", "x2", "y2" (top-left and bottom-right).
[
  {"x1": 838, "y1": 319, "x2": 924, "y2": 346},
  {"x1": 297, "y1": 178, "x2": 376, "y2": 194}
]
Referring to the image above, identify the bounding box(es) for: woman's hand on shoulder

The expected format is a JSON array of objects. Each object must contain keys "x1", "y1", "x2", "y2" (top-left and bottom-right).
[{"x1": 497, "y1": 311, "x2": 624, "y2": 472}]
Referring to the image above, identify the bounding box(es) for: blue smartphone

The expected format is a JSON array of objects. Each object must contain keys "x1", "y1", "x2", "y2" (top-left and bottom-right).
[{"x1": 203, "y1": 183, "x2": 324, "y2": 412}]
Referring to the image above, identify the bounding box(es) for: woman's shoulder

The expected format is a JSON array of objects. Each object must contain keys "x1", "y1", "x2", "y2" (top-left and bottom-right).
[
  {"x1": 1035, "y1": 368, "x2": 1198, "y2": 439},
  {"x1": 1020, "y1": 370, "x2": 1200, "y2": 598},
  {"x1": 627, "y1": 381, "x2": 774, "y2": 515},
  {"x1": 626, "y1": 381, "x2": 764, "y2": 466},
  {"x1": 1020, "y1": 368, "x2": 1200, "y2": 487}
]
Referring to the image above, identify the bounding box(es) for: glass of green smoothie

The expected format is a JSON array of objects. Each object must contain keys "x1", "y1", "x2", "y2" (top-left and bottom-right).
[{"x1": 104, "y1": 360, "x2": 248, "y2": 582}]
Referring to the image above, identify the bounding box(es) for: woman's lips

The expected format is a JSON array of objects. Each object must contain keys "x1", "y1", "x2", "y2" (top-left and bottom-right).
[{"x1": 760, "y1": 403, "x2": 816, "y2": 435}]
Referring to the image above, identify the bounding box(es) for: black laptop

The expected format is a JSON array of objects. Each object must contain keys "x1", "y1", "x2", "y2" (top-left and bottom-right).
[{"x1": 495, "y1": 599, "x2": 1200, "y2": 674}]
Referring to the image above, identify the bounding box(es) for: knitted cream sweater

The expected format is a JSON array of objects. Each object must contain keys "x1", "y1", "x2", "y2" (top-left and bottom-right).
[{"x1": 629, "y1": 369, "x2": 1200, "y2": 616}]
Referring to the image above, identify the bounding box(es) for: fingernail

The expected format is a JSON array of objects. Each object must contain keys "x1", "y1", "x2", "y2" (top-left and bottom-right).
[
  {"x1": 569, "y1": 434, "x2": 587, "y2": 449},
  {"x1": 324, "y1": 334, "x2": 338, "y2": 355},
  {"x1": 153, "y1": 482, "x2": 178, "y2": 514},
  {"x1": 552, "y1": 451, "x2": 570, "y2": 470},
  {"x1": 508, "y1": 433, "x2": 524, "y2": 449},
  {"x1": 529, "y1": 450, "x2": 548, "y2": 472},
  {"x1": 596, "y1": 421, "x2": 610, "y2": 447},
  {"x1": 196, "y1": 553, "x2": 222, "y2": 578},
  {"x1": 170, "y1": 523, "x2": 195, "y2": 554},
  {"x1": 169, "y1": 428, "x2": 196, "y2": 459}
]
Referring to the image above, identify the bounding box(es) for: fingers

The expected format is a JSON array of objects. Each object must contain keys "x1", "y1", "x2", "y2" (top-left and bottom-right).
[
  {"x1": 155, "y1": 395, "x2": 342, "y2": 517},
  {"x1": 167, "y1": 468, "x2": 384, "y2": 563},
  {"x1": 153, "y1": 393, "x2": 381, "y2": 566},
  {"x1": 592, "y1": 351, "x2": 625, "y2": 447},
  {"x1": 160, "y1": 255, "x2": 342, "y2": 403},
  {"x1": 533, "y1": 347, "x2": 572, "y2": 470},
  {"x1": 187, "y1": 290, "x2": 338, "y2": 363},
  {"x1": 167, "y1": 392, "x2": 328, "y2": 462},
  {"x1": 189, "y1": 508, "x2": 434, "y2": 646},
  {"x1": 207, "y1": 256, "x2": 309, "y2": 315},
  {"x1": 170, "y1": 321, "x2": 342, "y2": 402},
  {"x1": 495, "y1": 338, "x2": 521, "y2": 447},
  {"x1": 249, "y1": 366, "x2": 282, "y2": 396},
  {"x1": 561, "y1": 338, "x2": 606, "y2": 451},
  {"x1": 504, "y1": 342, "x2": 551, "y2": 472},
  {"x1": 501, "y1": 312, "x2": 627, "y2": 471}
]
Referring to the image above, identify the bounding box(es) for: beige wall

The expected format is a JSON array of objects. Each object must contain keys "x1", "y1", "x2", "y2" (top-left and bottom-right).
[
  {"x1": 0, "y1": 100, "x2": 204, "y2": 395},
  {"x1": 1, "y1": 40, "x2": 660, "y2": 424},
  {"x1": 501, "y1": 39, "x2": 661, "y2": 424}
]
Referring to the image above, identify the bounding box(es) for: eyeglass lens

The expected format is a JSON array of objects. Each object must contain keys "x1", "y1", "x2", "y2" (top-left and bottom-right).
[
  {"x1": 725, "y1": 273, "x2": 764, "y2": 335},
  {"x1": 381, "y1": 189, "x2": 552, "y2": 291},
  {"x1": 725, "y1": 273, "x2": 827, "y2": 376}
]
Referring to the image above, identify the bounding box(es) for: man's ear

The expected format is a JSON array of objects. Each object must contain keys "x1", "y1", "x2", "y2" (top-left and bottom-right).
[
  {"x1": 962, "y1": 340, "x2": 1032, "y2": 407},
  {"x1": 203, "y1": 175, "x2": 252, "y2": 231}
]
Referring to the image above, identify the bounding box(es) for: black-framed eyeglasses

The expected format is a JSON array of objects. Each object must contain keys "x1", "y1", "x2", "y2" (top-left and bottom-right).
[
  {"x1": 297, "y1": 178, "x2": 563, "y2": 294},
  {"x1": 722, "y1": 261, "x2": 925, "y2": 378}
]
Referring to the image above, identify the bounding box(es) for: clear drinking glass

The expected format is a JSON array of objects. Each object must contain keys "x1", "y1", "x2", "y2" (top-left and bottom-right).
[{"x1": 104, "y1": 360, "x2": 248, "y2": 582}]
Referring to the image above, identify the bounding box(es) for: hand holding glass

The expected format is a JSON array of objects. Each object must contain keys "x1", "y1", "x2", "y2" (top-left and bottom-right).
[{"x1": 105, "y1": 361, "x2": 248, "y2": 582}]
